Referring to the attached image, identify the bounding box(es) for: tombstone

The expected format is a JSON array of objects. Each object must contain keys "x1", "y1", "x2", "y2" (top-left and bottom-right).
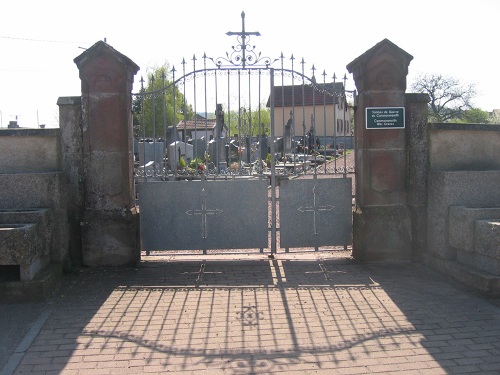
[
  {"x1": 138, "y1": 140, "x2": 164, "y2": 168},
  {"x1": 191, "y1": 138, "x2": 206, "y2": 161},
  {"x1": 307, "y1": 131, "x2": 314, "y2": 151},
  {"x1": 228, "y1": 140, "x2": 239, "y2": 164},
  {"x1": 165, "y1": 126, "x2": 176, "y2": 149},
  {"x1": 260, "y1": 136, "x2": 269, "y2": 159},
  {"x1": 215, "y1": 103, "x2": 226, "y2": 139},
  {"x1": 208, "y1": 138, "x2": 227, "y2": 165},
  {"x1": 168, "y1": 141, "x2": 193, "y2": 170},
  {"x1": 245, "y1": 137, "x2": 251, "y2": 163},
  {"x1": 274, "y1": 137, "x2": 284, "y2": 154},
  {"x1": 133, "y1": 138, "x2": 139, "y2": 161},
  {"x1": 284, "y1": 118, "x2": 293, "y2": 154}
]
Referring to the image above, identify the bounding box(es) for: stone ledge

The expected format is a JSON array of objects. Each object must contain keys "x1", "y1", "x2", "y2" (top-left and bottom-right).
[
  {"x1": 449, "y1": 206, "x2": 500, "y2": 251},
  {"x1": 0, "y1": 263, "x2": 62, "y2": 303},
  {"x1": 475, "y1": 219, "x2": 500, "y2": 258},
  {"x1": 0, "y1": 223, "x2": 46, "y2": 281},
  {"x1": 422, "y1": 252, "x2": 500, "y2": 297},
  {"x1": 457, "y1": 249, "x2": 500, "y2": 276}
]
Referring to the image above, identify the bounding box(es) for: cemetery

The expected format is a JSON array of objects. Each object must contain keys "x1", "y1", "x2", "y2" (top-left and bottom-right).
[
  {"x1": 134, "y1": 132, "x2": 343, "y2": 178},
  {"x1": 0, "y1": 36, "x2": 498, "y2": 304}
]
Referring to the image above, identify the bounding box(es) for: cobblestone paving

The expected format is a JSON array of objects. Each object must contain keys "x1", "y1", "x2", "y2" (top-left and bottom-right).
[{"x1": 10, "y1": 254, "x2": 500, "y2": 374}]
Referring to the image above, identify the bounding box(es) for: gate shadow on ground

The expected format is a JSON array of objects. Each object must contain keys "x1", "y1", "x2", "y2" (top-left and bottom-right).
[{"x1": 14, "y1": 258, "x2": 500, "y2": 374}]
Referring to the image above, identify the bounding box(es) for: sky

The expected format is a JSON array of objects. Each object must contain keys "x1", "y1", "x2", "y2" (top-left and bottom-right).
[{"x1": 1, "y1": 0, "x2": 499, "y2": 128}]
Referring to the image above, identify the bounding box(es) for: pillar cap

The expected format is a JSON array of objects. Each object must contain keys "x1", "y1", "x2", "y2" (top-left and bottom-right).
[
  {"x1": 346, "y1": 39, "x2": 413, "y2": 92},
  {"x1": 74, "y1": 40, "x2": 139, "y2": 73}
]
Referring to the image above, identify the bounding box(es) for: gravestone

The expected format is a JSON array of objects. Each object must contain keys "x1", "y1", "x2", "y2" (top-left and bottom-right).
[
  {"x1": 245, "y1": 137, "x2": 251, "y2": 163},
  {"x1": 260, "y1": 136, "x2": 269, "y2": 159},
  {"x1": 228, "y1": 140, "x2": 239, "y2": 164},
  {"x1": 191, "y1": 138, "x2": 206, "y2": 161},
  {"x1": 208, "y1": 138, "x2": 227, "y2": 166},
  {"x1": 138, "y1": 140, "x2": 164, "y2": 168},
  {"x1": 168, "y1": 141, "x2": 193, "y2": 170}
]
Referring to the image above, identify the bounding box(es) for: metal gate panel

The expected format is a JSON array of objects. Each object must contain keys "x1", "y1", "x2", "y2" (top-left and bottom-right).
[
  {"x1": 138, "y1": 179, "x2": 268, "y2": 251},
  {"x1": 279, "y1": 178, "x2": 352, "y2": 248}
]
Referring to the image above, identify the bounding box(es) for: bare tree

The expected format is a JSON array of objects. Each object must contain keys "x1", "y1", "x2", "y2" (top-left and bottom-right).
[{"x1": 411, "y1": 73, "x2": 476, "y2": 122}]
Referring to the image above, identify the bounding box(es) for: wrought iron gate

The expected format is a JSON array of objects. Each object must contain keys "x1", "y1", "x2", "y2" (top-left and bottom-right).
[{"x1": 135, "y1": 12, "x2": 355, "y2": 255}]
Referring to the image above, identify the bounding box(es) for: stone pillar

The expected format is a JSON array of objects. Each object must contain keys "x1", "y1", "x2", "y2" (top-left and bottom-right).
[
  {"x1": 405, "y1": 93, "x2": 430, "y2": 261},
  {"x1": 347, "y1": 39, "x2": 413, "y2": 261},
  {"x1": 73, "y1": 41, "x2": 140, "y2": 266},
  {"x1": 58, "y1": 96, "x2": 84, "y2": 266}
]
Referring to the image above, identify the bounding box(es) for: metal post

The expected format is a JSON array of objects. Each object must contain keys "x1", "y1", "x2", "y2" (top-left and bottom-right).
[{"x1": 270, "y1": 69, "x2": 277, "y2": 254}]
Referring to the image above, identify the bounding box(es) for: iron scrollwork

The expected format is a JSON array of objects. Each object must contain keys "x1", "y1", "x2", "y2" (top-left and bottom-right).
[{"x1": 209, "y1": 11, "x2": 276, "y2": 69}]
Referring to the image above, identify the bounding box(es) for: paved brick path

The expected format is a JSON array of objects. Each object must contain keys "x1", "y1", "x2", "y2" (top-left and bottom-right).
[{"x1": 6, "y1": 254, "x2": 500, "y2": 374}]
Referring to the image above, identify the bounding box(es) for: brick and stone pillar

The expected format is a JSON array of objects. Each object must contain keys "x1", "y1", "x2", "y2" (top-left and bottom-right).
[
  {"x1": 347, "y1": 39, "x2": 414, "y2": 261},
  {"x1": 73, "y1": 41, "x2": 140, "y2": 266}
]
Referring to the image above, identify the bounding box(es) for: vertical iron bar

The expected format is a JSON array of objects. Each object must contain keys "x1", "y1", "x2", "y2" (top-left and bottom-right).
[
  {"x1": 214, "y1": 67, "x2": 219, "y2": 175},
  {"x1": 172, "y1": 66, "x2": 178, "y2": 176},
  {"x1": 248, "y1": 69, "x2": 252, "y2": 164},
  {"x1": 151, "y1": 75, "x2": 157, "y2": 177},
  {"x1": 237, "y1": 70, "x2": 241, "y2": 173},
  {"x1": 241, "y1": 12, "x2": 247, "y2": 69},
  {"x1": 227, "y1": 70, "x2": 231, "y2": 139},
  {"x1": 258, "y1": 69, "x2": 262, "y2": 177},
  {"x1": 270, "y1": 68, "x2": 277, "y2": 255},
  {"x1": 333, "y1": 74, "x2": 337, "y2": 174},
  {"x1": 322, "y1": 70, "x2": 327, "y2": 175},
  {"x1": 204, "y1": 55, "x2": 208, "y2": 157},
  {"x1": 343, "y1": 76, "x2": 348, "y2": 251},
  {"x1": 280, "y1": 53, "x2": 285, "y2": 166},
  {"x1": 182, "y1": 59, "x2": 187, "y2": 162},
  {"x1": 139, "y1": 77, "x2": 149, "y2": 255},
  {"x1": 193, "y1": 55, "x2": 198, "y2": 167},
  {"x1": 162, "y1": 70, "x2": 167, "y2": 176},
  {"x1": 301, "y1": 59, "x2": 306, "y2": 169},
  {"x1": 343, "y1": 74, "x2": 347, "y2": 178},
  {"x1": 311, "y1": 65, "x2": 317, "y2": 178},
  {"x1": 140, "y1": 77, "x2": 146, "y2": 180},
  {"x1": 353, "y1": 88, "x2": 357, "y2": 207},
  {"x1": 291, "y1": 55, "x2": 296, "y2": 173}
]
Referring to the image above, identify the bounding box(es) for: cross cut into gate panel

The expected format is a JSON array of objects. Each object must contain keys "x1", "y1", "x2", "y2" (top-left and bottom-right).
[
  {"x1": 297, "y1": 185, "x2": 335, "y2": 235},
  {"x1": 279, "y1": 178, "x2": 352, "y2": 249},
  {"x1": 185, "y1": 188, "x2": 223, "y2": 239}
]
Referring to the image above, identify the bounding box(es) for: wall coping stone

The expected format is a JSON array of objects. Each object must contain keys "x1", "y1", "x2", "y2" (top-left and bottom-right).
[
  {"x1": 57, "y1": 96, "x2": 81, "y2": 106},
  {"x1": 0, "y1": 128, "x2": 59, "y2": 137},
  {"x1": 430, "y1": 123, "x2": 500, "y2": 132}
]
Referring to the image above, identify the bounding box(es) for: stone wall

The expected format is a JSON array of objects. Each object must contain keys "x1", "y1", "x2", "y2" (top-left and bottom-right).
[
  {"x1": 424, "y1": 124, "x2": 500, "y2": 295},
  {"x1": 429, "y1": 123, "x2": 500, "y2": 171},
  {"x1": 0, "y1": 129, "x2": 69, "y2": 300},
  {"x1": 0, "y1": 128, "x2": 60, "y2": 173}
]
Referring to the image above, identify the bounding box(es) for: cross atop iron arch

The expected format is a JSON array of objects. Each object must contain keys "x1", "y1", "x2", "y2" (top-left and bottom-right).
[{"x1": 222, "y1": 11, "x2": 266, "y2": 68}]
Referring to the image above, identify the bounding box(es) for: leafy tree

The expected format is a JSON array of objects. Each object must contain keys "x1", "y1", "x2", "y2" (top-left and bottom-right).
[
  {"x1": 225, "y1": 104, "x2": 270, "y2": 139},
  {"x1": 410, "y1": 73, "x2": 476, "y2": 122},
  {"x1": 133, "y1": 64, "x2": 193, "y2": 138},
  {"x1": 449, "y1": 108, "x2": 491, "y2": 124}
]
